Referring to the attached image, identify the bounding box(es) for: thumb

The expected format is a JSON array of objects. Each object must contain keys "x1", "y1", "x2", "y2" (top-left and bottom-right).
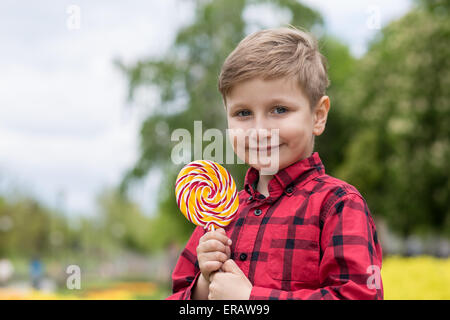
[
  {"x1": 222, "y1": 259, "x2": 243, "y2": 275},
  {"x1": 215, "y1": 227, "x2": 226, "y2": 235}
]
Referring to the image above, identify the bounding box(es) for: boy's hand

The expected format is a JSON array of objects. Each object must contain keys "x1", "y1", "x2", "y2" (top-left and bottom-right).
[
  {"x1": 208, "y1": 259, "x2": 252, "y2": 300},
  {"x1": 196, "y1": 228, "x2": 232, "y2": 282}
]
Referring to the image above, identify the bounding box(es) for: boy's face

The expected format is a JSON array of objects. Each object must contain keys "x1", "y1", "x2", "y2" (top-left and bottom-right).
[{"x1": 225, "y1": 76, "x2": 330, "y2": 173}]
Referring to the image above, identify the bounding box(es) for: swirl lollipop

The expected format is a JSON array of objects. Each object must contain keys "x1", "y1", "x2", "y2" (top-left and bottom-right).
[{"x1": 175, "y1": 160, "x2": 239, "y2": 231}]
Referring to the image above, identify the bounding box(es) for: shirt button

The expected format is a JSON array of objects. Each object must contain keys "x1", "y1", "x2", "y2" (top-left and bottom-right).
[
  {"x1": 254, "y1": 209, "x2": 262, "y2": 216},
  {"x1": 286, "y1": 186, "x2": 294, "y2": 193},
  {"x1": 239, "y1": 253, "x2": 247, "y2": 261}
]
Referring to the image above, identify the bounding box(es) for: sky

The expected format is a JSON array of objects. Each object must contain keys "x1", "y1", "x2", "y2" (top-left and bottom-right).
[{"x1": 0, "y1": 0, "x2": 413, "y2": 218}]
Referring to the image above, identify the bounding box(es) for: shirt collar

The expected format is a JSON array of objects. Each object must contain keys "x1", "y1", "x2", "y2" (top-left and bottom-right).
[{"x1": 243, "y1": 152, "x2": 325, "y2": 201}]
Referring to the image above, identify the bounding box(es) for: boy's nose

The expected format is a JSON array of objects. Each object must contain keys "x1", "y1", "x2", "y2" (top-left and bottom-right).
[
  {"x1": 249, "y1": 127, "x2": 271, "y2": 139},
  {"x1": 250, "y1": 115, "x2": 272, "y2": 135},
  {"x1": 247, "y1": 127, "x2": 275, "y2": 147}
]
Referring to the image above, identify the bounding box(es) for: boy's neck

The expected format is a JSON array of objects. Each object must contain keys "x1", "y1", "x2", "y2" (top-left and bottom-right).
[{"x1": 256, "y1": 173, "x2": 273, "y2": 197}]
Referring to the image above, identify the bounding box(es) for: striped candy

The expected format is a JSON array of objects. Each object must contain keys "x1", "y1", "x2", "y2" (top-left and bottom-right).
[{"x1": 175, "y1": 160, "x2": 239, "y2": 231}]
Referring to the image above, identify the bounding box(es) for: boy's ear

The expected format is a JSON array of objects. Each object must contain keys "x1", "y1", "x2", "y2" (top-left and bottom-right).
[{"x1": 312, "y1": 96, "x2": 330, "y2": 137}]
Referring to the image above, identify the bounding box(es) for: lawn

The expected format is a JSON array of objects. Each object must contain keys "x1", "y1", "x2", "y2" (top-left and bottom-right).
[{"x1": 1, "y1": 255, "x2": 449, "y2": 300}]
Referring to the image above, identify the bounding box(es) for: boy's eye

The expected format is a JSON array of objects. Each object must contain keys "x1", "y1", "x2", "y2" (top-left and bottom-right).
[
  {"x1": 273, "y1": 106, "x2": 287, "y2": 114},
  {"x1": 234, "y1": 106, "x2": 287, "y2": 117},
  {"x1": 236, "y1": 110, "x2": 251, "y2": 117}
]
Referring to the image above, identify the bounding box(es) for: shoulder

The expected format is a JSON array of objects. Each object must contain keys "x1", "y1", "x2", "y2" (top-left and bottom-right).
[
  {"x1": 313, "y1": 173, "x2": 363, "y2": 197},
  {"x1": 310, "y1": 173, "x2": 369, "y2": 221}
]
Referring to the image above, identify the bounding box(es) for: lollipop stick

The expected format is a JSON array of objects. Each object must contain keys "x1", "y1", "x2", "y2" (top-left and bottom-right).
[{"x1": 208, "y1": 224, "x2": 227, "y2": 273}]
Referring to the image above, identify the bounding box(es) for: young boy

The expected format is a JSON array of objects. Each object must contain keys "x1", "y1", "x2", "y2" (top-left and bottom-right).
[{"x1": 167, "y1": 26, "x2": 383, "y2": 300}]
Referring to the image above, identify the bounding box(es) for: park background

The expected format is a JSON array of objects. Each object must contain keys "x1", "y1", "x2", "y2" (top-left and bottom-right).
[{"x1": 0, "y1": 0, "x2": 448, "y2": 299}]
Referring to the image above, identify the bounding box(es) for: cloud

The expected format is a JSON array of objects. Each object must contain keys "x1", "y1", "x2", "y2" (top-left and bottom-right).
[
  {"x1": 302, "y1": 0, "x2": 413, "y2": 57},
  {"x1": 0, "y1": 0, "x2": 194, "y2": 216}
]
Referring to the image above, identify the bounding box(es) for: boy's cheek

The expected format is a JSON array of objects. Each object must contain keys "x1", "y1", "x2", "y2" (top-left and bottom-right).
[{"x1": 227, "y1": 133, "x2": 250, "y2": 152}]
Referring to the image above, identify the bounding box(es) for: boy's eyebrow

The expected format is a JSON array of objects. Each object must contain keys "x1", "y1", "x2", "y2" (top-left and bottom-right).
[
  {"x1": 229, "y1": 97, "x2": 297, "y2": 112},
  {"x1": 228, "y1": 102, "x2": 247, "y2": 112}
]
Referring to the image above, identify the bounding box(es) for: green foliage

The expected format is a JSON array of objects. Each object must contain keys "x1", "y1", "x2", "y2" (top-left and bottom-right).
[
  {"x1": 336, "y1": 2, "x2": 450, "y2": 237},
  {"x1": 0, "y1": 195, "x2": 71, "y2": 258},
  {"x1": 0, "y1": 188, "x2": 158, "y2": 260},
  {"x1": 95, "y1": 188, "x2": 153, "y2": 253},
  {"x1": 315, "y1": 35, "x2": 358, "y2": 172}
]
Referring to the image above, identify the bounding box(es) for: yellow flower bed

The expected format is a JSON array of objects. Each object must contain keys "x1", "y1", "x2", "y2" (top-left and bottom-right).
[
  {"x1": 382, "y1": 255, "x2": 450, "y2": 300},
  {"x1": 83, "y1": 282, "x2": 157, "y2": 300},
  {"x1": 2, "y1": 257, "x2": 449, "y2": 300},
  {"x1": 0, "y1": 282, "x2": 157, "y2": 300}
]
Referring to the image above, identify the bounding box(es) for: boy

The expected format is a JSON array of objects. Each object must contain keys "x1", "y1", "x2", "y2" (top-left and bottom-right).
[{"x1": 167, "y1": 26, "x2": 383, "y2": 300}]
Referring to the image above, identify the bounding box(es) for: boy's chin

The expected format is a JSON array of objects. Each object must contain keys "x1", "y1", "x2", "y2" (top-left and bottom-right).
[{"x1": 246, "y1": 158, "x2": 283, "y2": 175}]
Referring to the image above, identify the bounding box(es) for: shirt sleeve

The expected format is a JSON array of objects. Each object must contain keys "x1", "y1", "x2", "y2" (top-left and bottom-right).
[
  {"x1": 249, "y1": 192, "x2": 383, "y2": 300},
  {"x1": 166, "y1": 226, "x2": 205, "y2": 300}
]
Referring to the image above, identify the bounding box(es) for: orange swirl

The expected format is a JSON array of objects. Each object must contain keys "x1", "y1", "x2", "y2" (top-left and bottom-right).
[{"x1": 175, "y1": 160, "x2": 239, "y2": 231}]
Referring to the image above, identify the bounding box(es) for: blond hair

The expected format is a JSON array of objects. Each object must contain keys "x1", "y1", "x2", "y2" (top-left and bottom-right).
[{"x1": 218, "y1": 25, "x2": 329, "y2": 109}]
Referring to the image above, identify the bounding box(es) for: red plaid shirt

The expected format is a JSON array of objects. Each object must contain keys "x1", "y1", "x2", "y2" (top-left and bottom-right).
[{"x1": 167, "y1": 152, "x2": 383, "y2": 300}]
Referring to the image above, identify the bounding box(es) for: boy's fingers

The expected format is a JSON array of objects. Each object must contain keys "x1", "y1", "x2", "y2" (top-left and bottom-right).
[
  {"x1": 209, "y1": 270, "x2": 219, "y2": 282},
  {"x1": 225, "y1": 245, "x2": 231, "y2": 259},
  {"x1": 204, "y1": 229, "x2": 231, "y2": 245},
  {"x1": 203, "y1": 261, "x2": 222, "y2": 277},
  {"x1": 222, "y1": 259, "x2": 243, "y2": 275},
  {"x1": 197, "y1": 239, "x2": 227, "y2": 254},
  {"x1": 199, "y1": 230, "x2": 232, "y2": 246},
  {"x1": 215, "y1": 228, "x2": 226, "y2": 235},
  {"x1": 200, "y1": 251, "x2": 228, "y2": 263}
]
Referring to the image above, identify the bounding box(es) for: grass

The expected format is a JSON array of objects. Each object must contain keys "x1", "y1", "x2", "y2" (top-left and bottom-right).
[
  {"x1": 2, "y1": 255, "x2": 449, "y2": 299},
  {"x1": 381, "y1": 255, "x2": 450, "y2": 299}
]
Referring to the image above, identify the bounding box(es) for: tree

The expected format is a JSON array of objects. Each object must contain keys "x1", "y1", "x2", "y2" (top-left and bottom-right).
[
  {"x1": 335, "y1": 1, "x2": 450, "y2": 237},
  {"x1": 95, "y1": 188, "x2": 153, "y2": 253},
  {"x1": 0, "y1": 195, "x2": 69, "y2": 258}
]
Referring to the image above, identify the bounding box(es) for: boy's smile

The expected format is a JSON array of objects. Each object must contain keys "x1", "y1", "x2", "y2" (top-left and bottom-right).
[{"x1": 225, "y1": 76, "x2": 330, "y2": 174}]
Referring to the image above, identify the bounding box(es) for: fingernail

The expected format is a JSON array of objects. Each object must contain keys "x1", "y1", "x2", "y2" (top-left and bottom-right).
[{"x1": 227, "y1": 239, "x2": 232, "y2": 245}]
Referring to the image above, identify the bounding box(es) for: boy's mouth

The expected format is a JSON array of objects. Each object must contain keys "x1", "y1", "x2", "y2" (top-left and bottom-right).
[{"x1": 248, "y1": 144, "x2": 283, "y2": 152}]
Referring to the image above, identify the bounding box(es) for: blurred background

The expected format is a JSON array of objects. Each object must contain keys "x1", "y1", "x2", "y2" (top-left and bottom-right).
[{"x1": 0, "y1": 0, "x2": 448, "y2": 300}]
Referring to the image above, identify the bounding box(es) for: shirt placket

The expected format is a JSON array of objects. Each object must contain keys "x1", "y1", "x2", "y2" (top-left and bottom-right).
[{"x1": 233, "y1": 193, "x2": 275, "y2": 277}]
